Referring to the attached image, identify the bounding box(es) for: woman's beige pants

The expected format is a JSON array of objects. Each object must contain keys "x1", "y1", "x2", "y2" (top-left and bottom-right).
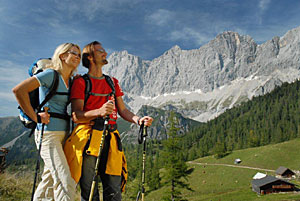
[{"x1": 33, "y1": 130, "x2": 76, "y2": 201}]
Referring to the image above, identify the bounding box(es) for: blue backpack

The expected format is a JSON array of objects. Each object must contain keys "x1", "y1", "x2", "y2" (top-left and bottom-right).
[{"x1": 18, "y1": 58, "x2": 59, "y2": 131}]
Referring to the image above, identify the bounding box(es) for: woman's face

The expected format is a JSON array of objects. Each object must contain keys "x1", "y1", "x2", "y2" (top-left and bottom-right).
[{"x1": 62, "y1": 46, "x2": 81, "y2": 70}]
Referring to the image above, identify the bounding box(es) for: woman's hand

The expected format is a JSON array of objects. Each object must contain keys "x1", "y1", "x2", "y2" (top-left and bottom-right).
[{"x1": 37, "y1": 110, "x2": 50, "y2": 124}]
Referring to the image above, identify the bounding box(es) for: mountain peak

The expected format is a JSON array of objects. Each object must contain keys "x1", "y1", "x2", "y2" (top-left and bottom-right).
[
  {"x1": 215, "y1": 31, "x2": 242, "y2": 45},
  {"x1": 218, "y1": 31, "x2": 240, "y2": 37},
  {"x1": 163, "y1": 45, "x2": 182, "y2": 56},
  {"x1": 171, "y1": 45, "x2": 181, "y2": 50},
  {"x1": 111, "y1": 50, "x2": 129, "y2": 56}
]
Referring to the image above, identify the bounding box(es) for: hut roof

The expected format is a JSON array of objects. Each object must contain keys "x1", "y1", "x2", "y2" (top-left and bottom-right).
[
  {"x1": 252, "y1": 175, "x2": 294, "y2": 188},
  {"x1": 253, "y1": 172, "x2": 267, "y2": 180},
  {"x1": 275, "y1": 166, "x2": 295, "y2": 175}
]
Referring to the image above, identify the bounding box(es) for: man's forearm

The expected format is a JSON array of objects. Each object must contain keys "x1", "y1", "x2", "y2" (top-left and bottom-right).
[
  {"x1": 119, "y1": 108, "x2": 140, "y2": 124},
  {"x1": 72, "y1": 109, "x2": 99, "y2": 123}
]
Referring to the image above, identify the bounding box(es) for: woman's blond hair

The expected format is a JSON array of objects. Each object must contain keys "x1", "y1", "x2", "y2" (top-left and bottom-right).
[{"x1": 49, "y1": 43, "x2": 81, "y2": 76}]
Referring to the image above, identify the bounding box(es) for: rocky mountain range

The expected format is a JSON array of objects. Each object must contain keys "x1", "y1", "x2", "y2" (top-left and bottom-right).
[
  {"x1": 2, "y1": 26, "x2": 300, "y2": 162},
  {"x1": 104, "y1": 26, "x2": 300, "y2": 122}
]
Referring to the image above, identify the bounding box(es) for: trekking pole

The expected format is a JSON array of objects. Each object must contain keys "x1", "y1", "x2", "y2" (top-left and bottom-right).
[
  {"x1": 136, "y1": 122, "x2": 148, "y2": 201},
  {"x1": 31, "y1": 107, "x2": 49, "y2": 201},
  {"x1": 88, "y1": 115, "x2": 110, "y2": 201}
]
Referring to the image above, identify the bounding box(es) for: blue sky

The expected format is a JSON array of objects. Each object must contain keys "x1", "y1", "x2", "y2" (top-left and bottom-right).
[{"x1": 1, "y1": 0, "x2": 300, "y2": 117}]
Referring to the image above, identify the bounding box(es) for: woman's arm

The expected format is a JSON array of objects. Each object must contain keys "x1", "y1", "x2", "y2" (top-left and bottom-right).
[{"x1": 12, "y1": 77, "x2": 49, "y2": 123}]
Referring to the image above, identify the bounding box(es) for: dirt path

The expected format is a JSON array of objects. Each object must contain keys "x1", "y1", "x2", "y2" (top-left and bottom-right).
[{"x1": 188, "y1": 161, "x2": 275, "y2": 172}]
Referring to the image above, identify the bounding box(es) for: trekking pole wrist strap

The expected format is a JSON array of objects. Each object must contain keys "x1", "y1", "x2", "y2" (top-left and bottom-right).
[
  {"x1": 136, "y1": 117, "x2": 141, "y2": 125},
  {"x1": 37, "y1": 114, "x2": 41, "y2": 123}
]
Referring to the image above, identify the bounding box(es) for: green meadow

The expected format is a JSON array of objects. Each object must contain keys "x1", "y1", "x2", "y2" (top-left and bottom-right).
[
  {"x1": 143, "y1": 138, "x2": 300, "y2": 201},
  {"x1": 1, "y1": 138, "x2": 300, "y2": 200}
]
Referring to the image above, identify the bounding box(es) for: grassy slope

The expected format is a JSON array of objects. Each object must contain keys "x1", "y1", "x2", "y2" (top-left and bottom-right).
[
  {"x1": 0, "y1": 168, "x2": 81, "y2": 201},
  {"x1": 144, "y1": 138, "x2": 300, "y2": 201},
  {"x1": 1, "y1": 139, "x2": 300, "y2": 201}
]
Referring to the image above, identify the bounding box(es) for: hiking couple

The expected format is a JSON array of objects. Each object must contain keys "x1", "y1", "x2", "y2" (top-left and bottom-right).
[{"x1": 13, "y1": 41, "x2": 153, "y2": 201}]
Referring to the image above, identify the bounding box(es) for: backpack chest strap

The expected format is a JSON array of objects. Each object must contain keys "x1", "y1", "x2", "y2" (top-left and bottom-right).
[
  {"x1": 56, "y1": 92, "x2": 69, "y2": 96},
  {"x1": 89, "y1": 92, "x2": 112, "y2": 97}
]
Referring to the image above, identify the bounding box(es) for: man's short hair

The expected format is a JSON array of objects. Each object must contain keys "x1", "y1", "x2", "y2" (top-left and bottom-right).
[{"x1": 82, "y1": 41, "x2": 101, "y2": 68}]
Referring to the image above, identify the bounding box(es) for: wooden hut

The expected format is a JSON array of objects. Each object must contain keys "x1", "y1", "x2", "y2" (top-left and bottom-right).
[
  {"x1": 252, "y1": 175, "x2": 295, "y2": 195},
  {"x1": 275, "y1": 166, "x2": 295, "y2": 178}
]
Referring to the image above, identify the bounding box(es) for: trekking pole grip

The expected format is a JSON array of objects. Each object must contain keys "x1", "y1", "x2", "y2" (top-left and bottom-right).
[
  {"x1": 143, "y1": 125, "x2": 148, "y2": 137},
  {"x1": 138, "y1": 122, "x2": 144, "y2": 144}
]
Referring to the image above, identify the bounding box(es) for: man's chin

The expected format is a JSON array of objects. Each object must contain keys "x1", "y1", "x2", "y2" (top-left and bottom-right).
[{"x1": 103, "y1": 59, "x2": 108, "y2": 64}]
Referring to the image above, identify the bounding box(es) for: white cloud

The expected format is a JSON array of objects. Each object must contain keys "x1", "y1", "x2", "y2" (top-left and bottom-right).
[
  {"x1": 53, "y1": 0, "x2": 147, "y2": 21},
  {"x1": 0, "y1": 60, "x2": 27, "y2": 116},
  {"x1": 145, "y1": 9, "x2": 174, "y2": 26},
  {"x1": 257, "y1": 0, "x2": 272, "y2": 24},
  {"x1": 259, "y1": 0, "x2": 271, "y2": 11},
  {"x1": 0, "y1": 60, "x2": 28, "y2": 84},
  {"x1": 0, "y1": 2, "x2": 24, "y2": 29},
  {"x1": 145, "y1": 9, "x2": 214, "y2": 46},
  {"x1": 0, "y1": 92, "x2": 15, "y2": 102},
  {"x1": 0, "y1": 60, "x2": 29, "y2": 79},
  {"x1": 36, "y1": 17, "x2": 80, "y2": 36},
  {"x1": 0, "y1": 60, "x2": 27, "y2": 102},
  {"x1": 169, "y1": 27, "x2": 210, "y2": 46}
]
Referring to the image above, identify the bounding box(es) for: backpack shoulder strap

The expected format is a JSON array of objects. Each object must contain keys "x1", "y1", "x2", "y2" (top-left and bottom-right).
[
  {"x1": 36, "y1": 70, "x2": 59, "y2": 112},
  {"x1": 82, "y1": 74, "x2": 115, "y2": 105},
  {"x1": 103, "y1": 74, "x2": 115, "y2": 97},
  {"x1": 82, "y1": 74, "x2": 92, "y2": 105}
]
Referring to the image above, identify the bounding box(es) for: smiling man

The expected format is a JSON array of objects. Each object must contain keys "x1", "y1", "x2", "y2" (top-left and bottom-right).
[{"x1": 64, "y1": 41, "x2": 153, "y2": 201}]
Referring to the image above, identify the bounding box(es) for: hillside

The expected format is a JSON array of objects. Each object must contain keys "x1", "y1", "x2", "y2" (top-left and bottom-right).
[
  {"x1": 0, "y1": 116, "x2": 26, "y2": 146},
  {"x1": 121, "y1": 105, "x2": 201, "y2": 143},
  {"x1": 2, "y1": 138, "x2": 300, "y2": 201},
  {"x1": 143, "y1": 138, "x2": 300, "y2": 201},
  {"x1": 180, "y1": 79, "x2": 300, "y2": 161}
]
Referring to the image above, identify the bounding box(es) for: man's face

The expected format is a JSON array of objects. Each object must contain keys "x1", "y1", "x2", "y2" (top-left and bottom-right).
[{"x1": 94, "y1": 44, "x2": 108, "y2": 65}]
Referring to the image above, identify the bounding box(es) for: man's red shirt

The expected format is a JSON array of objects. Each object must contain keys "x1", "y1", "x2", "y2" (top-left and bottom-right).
[{"x1": 70, "y1": 75, "x2": 124, "y2": 124}]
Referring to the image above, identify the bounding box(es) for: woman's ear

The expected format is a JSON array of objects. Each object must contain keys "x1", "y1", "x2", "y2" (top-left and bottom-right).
[{"x1": 60, "y1": 53, "x2": 67, "y2": 61}]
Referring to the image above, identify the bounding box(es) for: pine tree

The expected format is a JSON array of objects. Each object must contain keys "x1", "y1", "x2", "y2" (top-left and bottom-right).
[
  {"x1": 161, "y1": 112, "x2": 192, "y2": 201},
  {"x1": 148, "y1": 151, "x2": 161, "y2": 190},
  {"x1": 214, "y1": 140, "x2": 227, "y2": 158}
]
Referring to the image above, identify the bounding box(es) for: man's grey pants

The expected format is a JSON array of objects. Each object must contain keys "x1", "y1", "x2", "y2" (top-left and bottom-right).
[{"x1": 80, "y1": 153, "x2": 122, "y2": 201}]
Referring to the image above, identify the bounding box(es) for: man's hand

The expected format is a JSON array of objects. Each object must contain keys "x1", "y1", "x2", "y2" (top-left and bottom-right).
[
  {"x1": 97, "y1": 100, "x2": 114, "y2": 117},
  {"x1": 139, "y1": 116, "x2": 153, "y2": 127}
]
